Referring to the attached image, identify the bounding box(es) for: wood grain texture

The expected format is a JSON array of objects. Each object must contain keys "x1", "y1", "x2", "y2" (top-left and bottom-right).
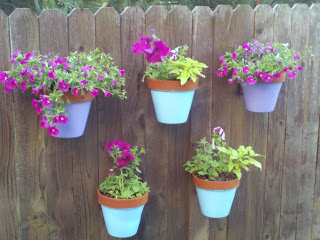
[
  {"x1": 314, "y1": 124, "x2": 320, "y2": 240},
  {"x1": 211, "y1": 6, "x2": 234, "y2": 239},
  {"x1": 297, "y1": 3, "x2": 320, "y2": 240},
  {"x1": 280, "y1": 4, "x2": 309, "y2": 240},
  {"x1": 168, "y1": 6, "x2": 192, "y2": 240},
  {"x1": 263, "y1": 5, "x2": 291, "y2": 240},
  {"x1": 143, "y1": 6, "x2": 169, "y2": 240},
  {"x1": 189, "y1": 6, "x2": 213, "y2": 240},
  {"x1": 227, "y1": 5, "x2": 254, "y2": 240},
  {"x1": 0, "y1": 9, "x2": 19, "y2": 240},
  {"x1": 39, "y1": 9, "x2": 71, "y2": 240},
  {"x1": 9, "y1": 8, "x2": 48, "y2": 240},
  {"x1": 94, "y1": 7, "x2": 123, "y2": 240},
  {"x1": 250, "y1": 5, "x2": 274, "y2": 240},
  {"x1": 68, "y1": 8, "x2": 99, "y2": 240}
]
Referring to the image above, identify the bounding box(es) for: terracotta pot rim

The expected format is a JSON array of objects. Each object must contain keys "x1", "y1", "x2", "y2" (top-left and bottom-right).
[
  {"x1": 97, "y1": 188, "x2": 149, "y2": 209},
  {"x1": 147, "y1": 77, "x2": 199, "y2": 91},
  {"x1": 257, "y1": 71, "x2": 286, "y2": 83},
  {"x1": 62, "y1": 91, "x2": 94, "y2": 103},
  {"x1": 192, "y1": 174, "x2": 240, "y2": 190}
]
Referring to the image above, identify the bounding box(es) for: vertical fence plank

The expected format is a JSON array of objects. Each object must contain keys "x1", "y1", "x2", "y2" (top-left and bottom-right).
[
  {"x1": 263, "y1": 4, "x2": 291, "y2": 240},
  {"x1": 121, "y1": 7, "x2": 145, "y2": 240},
  {"x1": 95, "y1": 7, "x2": 123, "y2": 240},
  {"x1": 0, "y1": 9, "x2": 19, "y2": 240},
  {"x1": 227, "y1": 5, "x2": 254, "y2": 240},
  {"x1": 9, "y1": 8, "x2": 48, "y2": 240},
  {"x1": 39, "y1": 9, "x2": 71, "y2": 240},
  {"x1": 68, "y1": 8, "x2": 99, "y2": 240},
  {"x1": 189, "y1": 6, "x2": 213, "y2": 240},
  {"x1": 314, "y1": 129, "x2": 320, "y2": 240},
  {"x1": 297, "y1": 3, "x2": 320, "y2": 240},
  {"x1": 250, "y1": 4, "x2": 274, "y2": 240},
  {"x1": 280, "y1": 4, "x2": 309, "y2": 240},
  {"x1": 143, "y1": 6, "x2": 169, "y2": 240},
  {"x1": 168, "y1": 6, "x2": 192, "y2": 240},
  {"x1": 211, "y1": 6, "x2": 234, "y2": 239}
]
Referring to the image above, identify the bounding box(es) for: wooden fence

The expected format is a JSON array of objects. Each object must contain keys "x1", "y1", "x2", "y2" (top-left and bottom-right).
[{"x1": 0, "y1": 4, "x2": 319, "y2": 240}]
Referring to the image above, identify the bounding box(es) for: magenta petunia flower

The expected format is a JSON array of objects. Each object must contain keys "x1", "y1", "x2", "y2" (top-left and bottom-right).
[
  {"x1": 63, "y1": 62, "x2": 69, "y2": 71},
  {"x1": 20, "y1": 67, "x2": 31, "y2": 77},
  {"x1": 40, "y1": 84, "x2": 45, "y2": 90},
  {"x1": 117, "y1": 150, "x2": 135, "y2": 168},
  {"x1": 12, "y1": 50, "x2": 21, "y2": 59},
  {"x1": 222, "y1": 67, "x2": 229, "y2": 76},
  {"x1": 48, "y1": 70, "x2": 55, "y2": 79},
  {"x1": 246, "y1": 75, "x2": 257, "y2": 84},
  {"x1": 42, "y1": 97, "x2": 51, "y2": 107},
  {"x1": 20, "y1": 81, "x2": 27, "y2": 91},
  {"x1": 254, "y1": 71, "x2": 263, "y2": 78},
  {"x1": 228, "y1": 78, "x2": 234, "y2": 84},
  {"x1": 273, "y1": 72, "x2": 281, "y2": 78},
  {"x1": 219, "y1": 56, "x2": 224, "y2": 64},
  {"x1": 24, "y1": 53, "x2": 32, "y2": 61},
  {"x1": 106, "y1": 140, "x2": 131, "y2": 153},
  {"x1": 32, "y1": 88, "x2": 39, "y2": 95},
  {"x1": 32, "y1": 99, "x2": 39, "y2": 108},
  {"x1": 80, "y1": 79, "x2": 88, "y2": 88},
  {"x1": 4, "y1": 84, "x2": 13, "y2": 93},
  {"x1": 216, "y1": 69, "x2": 223, "y2": 77},
  {"x1": 40, "y1": 119, "x2": 49, "y2": 128},
  {"x1": 0, "y1": 72, "x2": 8, "y2": 83},
  {"x1": 35, "y1": 106, "x2": 42, "y2": 115},
  {"x1": 81, "y1": 65, "x2": 95, "y2": 73},
  {"x1": 282, "y1": 66, "x2": 288, "y2": 72},
  {"x1": 232, "y1": 51, "x2": 238, "y2": 60},
  {"x1": 242, "y1": 66, "x2": 250, "y2": 74},
  {"x1": 297, "y1": 66, "x2": 302, "y2": 72},
  {"x1": 47, "y1": 126, "x2": 59, "y2": 136},
  {"x1": 10, "y1": 59, "x2": 14, "y2": 64},
  {"x1": 58, "y1": 80, "x2": 69, "y2": 92},
  {"x1": 145, "y1": 40, "x2": 170, "y2": 63},
  {"x1": 104, "y1": 91, "x2": 111, "y2": 97},
  {"x1": 232, "y1": 68, "x2": 239, "y2": 76},
  {"x1": 288, "y1": 71, "x2": 296, "y2": 79},
  {"x1": 243, "y1": 44, "x2": 251, "y2": 52},
  {"x1": 97, "y1": 74, "x2": 103, "y2": 81},
  {"x1": 72, "y1": 87, "x2": 80, "y2": 96},
  {"x1": 112, "y1": 79, "x2": 118, "y2": 85},
  {"x1": 131, "y1": 34, "x2": 153, "y2": 54},
  {"x1": 293, "y1": 53, "x2": 300, "y2": 60},
  {"x1": 28, "y1": 73, "x2": 35, "y2": 82},
  {"x1": 57, "y1": 114, "x2": 68, "y2": 124},
  {"x1": 262, "y1": 73, "x2": 274, "y2": 83},
  {"x1": 119, "y1": 70, "x2": 125, "y2": 77},
  {"x1": 278, "y1": 61, "x2": 282, "y2": 65},
  {"x1": 91, "y1": 89, "x2": 99, "y2": 96}
]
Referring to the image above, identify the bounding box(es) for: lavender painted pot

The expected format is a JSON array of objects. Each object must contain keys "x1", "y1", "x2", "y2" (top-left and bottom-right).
[
  {"x1": 242, "y1": 82, "x2": 283, "y2": 113},
  {"x1": 54, "y1": 101, "x2": 92, "y2": 138}
]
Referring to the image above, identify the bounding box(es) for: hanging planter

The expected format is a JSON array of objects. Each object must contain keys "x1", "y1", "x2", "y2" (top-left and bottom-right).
[
  {"x1": 98, "y1": 189, "x2": 148, "y2": 238},
  {"x1": 99, "y1": 140, "x2": 150, "y2": 238},
  {"x1": 242, "y1": 72, "x2": 286, "y2": 112},
  {"x1": 131, "y1": 29, "x2": 207, "y2": 124},
  {"x1": 192, "y1": 174, "x2": 239, "y2": 218},
  {"x1": 184, "y1": 127, "x2": 263, "y2": 218},
  {"x1": 147, "y1": 77, "x2": 198, "y2": 124},
  {"x1": 217, "y1": 41, "x2": 312, "y2": 113},
  {"x1": 0, "y1": 49, "x2": 127, "y2": 137}
]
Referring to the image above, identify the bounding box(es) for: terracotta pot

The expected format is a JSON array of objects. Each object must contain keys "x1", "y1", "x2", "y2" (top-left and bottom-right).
[
  {"x1": 192, "y1": 174, "x2": 240, "y2": 218},
  {"x1": 61, "y1": 91, "x2": 94, "y2": 103},
  {"x1": 147, "y1": 77, "x2": 199, "y2": 91},
  {"x1": 257, "y1": 71, "x2": 286, "y2": 83}
]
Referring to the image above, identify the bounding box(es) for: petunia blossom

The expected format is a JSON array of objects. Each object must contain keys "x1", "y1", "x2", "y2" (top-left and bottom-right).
[
  {"x1": 232, "y1": 68, "x2": 239, "y2": 76},
  {"x1": 262, "y1": 73, "x2": 274, "y2": 83},
  {"x1": 106, "y1": 140, "x2": 131, "y2": 153},
  {"x1": 57, "y1": 114, "x2": 68, "y2": 124},
  {"x1": 232, "y1": 51, "x2": 238, "y2": 60},
  {"x1": 242, "y1": 66, "x2": 250, "y2": 74},
  {"x1": 104, "y1": 91, "x2": 111, "y2": 97},
  {"x1": 297, "y1": 66, "x2": 302, "y2": 72},
  {"x1": 131, "y1": 34, "x2": 153, "y2": 54},
  {"x1": 58, "y1": 80, "x2": 70, "y2": 92},
  {"x1": 0, "y1": 72, "x2": 8, "y2": 83},
  {"x1": 222, "y1": 67, "x2": 229, "y2": 76},
  {"x1": 97, "y1": 74, "x2": 103, "y2": 81},
  {"x1": 228, "y1": 78, "x2": 234, "y2": 84},
  {"x1": 20, "y1": 81, "x2": 27, "y2": 91},
  {"x1": 72, "y1": 87, "x2": 80, "y2": 96},
  {"x1": 219, "y1": 56, "x2": 224, "y2": 64},
  {"x1": 32, "y1": 88, "x2": 39, "y2": 95},
  {"x1": 243, "y1": 44, "x2": 251, "y2": 52},
  {"x1": 288, "y1": 71, "x2": 296, "y2": 79},
  {"x1": 216, "y1": 69, "x2": 223, "y2": 77},
  {"x1": 246, "y1": 75, "x2": 257, "y2": 84},
  {"x1": 213, "y1": 127, "x2": 225, "y2": 140},
  {"x1": 91, "y1": 89, "x2": 99, "y2": 96},
  {"x1": 282, "y1": 66, "x2": 288, "y2": 72},
  {"x1": 117, "y1": 150, "x2": 135, "y2": 168},
  {"x1": 12, "y1": 50, "x2": 21, "y2": 59},
  {"x1": 42, "y1": 97, "x2": 51, "y2": 107},
  {"x1": 47, "y1": 126, "x2": 59, "y2": 136},
  {"x1": 119, "y1": 70, "x2": 125, "y2": 77},
  {"x1": 273, "y1": 72, "x2": 281, "y2": 79},
  {"x1": 145, "y1": 40, "x2": 170, "y2": 63},
  {"x1": 48, "y1": 70, "x2": 55, "y2": 79}
]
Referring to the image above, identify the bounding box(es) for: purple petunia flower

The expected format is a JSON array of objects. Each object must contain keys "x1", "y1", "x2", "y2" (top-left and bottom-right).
[
  {"x1": 219, "y1": 56, "x2": 224, "y2": 64},
  {"x1": 48, "y1": 70, "x2": 55, "y2": 79},
  {"x1": 294, "y1": 53, "x2": 300, "y2": 60},
  {"x1": 72, "y1": 87, "x2": 80, "y2": 96},
  {"x1": 91, "y1": 89, "x2": 99, "y2": 96},
  {"x1": 32, "y1": 88, "x2": 39, "y2": 95},
  {"x1": 113, "y1": 79, "x2": 118, "y2": 85},
  {"x1": 12, "y1": 50, "x2": 21, "y2": 59},
  {"x1": 216, "y1": 69, "x2": 223, "y2": 77},
  {"x1": 273, "y1": 72, "x2": 281, "y2": 79},
  {"x1": 47, "y1": 126, "x2": 59, "y2": 136},
  {"x1": 58, "y1": 80, "x2": 69, "y2": 92},
  {"x1": 228, "y1": 78, "x2": 234, "y2": 84},
  {"x1": 282, "y1": 66, "x2": 288, "y2": 72},
  {"x1": 131, "y1": 34, "x2": 153, "y2": 54},
  {"x1": 57, "y1": 114, "x2": 68, "y2": 124},
  {"x1": 42, "y1": 97, "x2": 51, "y2": 107},
  {"x1": 232, "y1": 68, "x2": 239, "y2": 76},
  {"x1": 232, "y1": 51, "x2": 238, "y2": 60},
  {"x1": 104, "y1": 91, "x2": 111, "y2": 97},
  {"x1": 119, "y1": 70, "x2": 125, "y2": 77},
  {"x1": 242, "y1": 66, "x2": 250, "y2": 74},
  {"x1": 246, "y1": 75, "x2": 257, "y2": 85},
  {"x1": 243, "y1": 44, "x2": 251, "y2": 52},
  {"x1": 32, "y1": 99, "x2": 39, "y2": 108},
  {"x1": 145, "y1": 40, "x2": 170, "y2": 63},
  {"x1": 20, "y1": 67, "x2": 31, "y2": 77},
  {"x1": 288, "y1": 71, "x2": 296, "y2": 79},
  {"x1": 97, "y1": 74, "x2": 103, "y2": 81},
  {"x1": 0, "y1": 72, "x2": 8, "y2": 83},
  {"x1": 262, "y1": 73, "x2": 274, "y2": 83},
  {"x1": 297, "y1": 66, "x2": 302, "y2": 72},
  {"x1": 106, "y1": 140, "x2": 131, "y2": 154},
  {"x1": 20, "y1": 81, "x2": 27, "y2": 91}
]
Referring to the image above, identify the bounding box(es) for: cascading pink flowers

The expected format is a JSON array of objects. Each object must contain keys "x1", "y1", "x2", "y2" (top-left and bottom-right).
[{"x1": 106, "y1": 140, "x2": 134, "y2": 168}]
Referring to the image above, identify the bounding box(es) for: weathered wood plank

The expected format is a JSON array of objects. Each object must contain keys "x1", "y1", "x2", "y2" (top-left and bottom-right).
[
  {"x1": 0, "y1": 9, "x2": 19, "y2": 240},
  {"x1": 68, "y1": 8, "x2": 99, "y2": 240},
  {"x1": 211, "y1": 6, "x2": 234, "y2": 239},
  {"x1": 189, "y1": 6, "x2": 213, "y2": 240},
  {"x1": 9, "y1": 8, "x2": 48, "y2": 240},
  {"x1": 143, "y1": 6, "x2": 169, "y2": 240},
  {"x1": 313, "y1": 126, "x2": 320, "y2": 240},
  {"x1": 168, "y1": 6, "x2": 192, "y2": 240},
  {"x1": 263, "y1": 5, "x2": 291, "y2": 240},
  {"x1": 249, "y1": 4, "x2": 274, "y2": 240},
  {"x1": 94, "y1": 7, "x2": 124, "y2": 240},
  {"x1": 227, "y1": 5, "x2": 254, "y2": 240},
  {"x1": 297, "y1": 3, "x2": 320, "y2": 240},
  {"x1": 280, "y1": 4, "x2": 310, "y2": 240},
  {"x1": 39, "y1": 9, "x2": 71, "y2": 240}
]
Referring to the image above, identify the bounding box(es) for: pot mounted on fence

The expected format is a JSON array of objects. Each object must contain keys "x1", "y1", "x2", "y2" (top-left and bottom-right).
[
  {"x1": 193, "y1": 174, "x2": 240, "y2": 218},
  {"x1": 54, "y1": 92, "x2": 94, "y2": 138},
  {"x1": 147, "y1": 77, "x2": 199, "y2": 124},
  {"x1": 242, "y1": 72, "x2": 286, "y2": 113},
  {"x1": 97, "y1": 189, "x2": 148, "y2": 238}
]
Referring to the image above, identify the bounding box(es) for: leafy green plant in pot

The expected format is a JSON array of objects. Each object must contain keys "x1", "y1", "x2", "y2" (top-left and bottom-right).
[
  {"x1": 131, "y1": 29, "x2": 208, "y2": 124},
  {"x1": 217, "y1": 41, "x2": 312, "y2": 112},
  {"x1": 184, "y1": 127, "x2": 263, "y2": 218},
  {"x1": 98, "y1": 140, "x2": 149, "y2": 238},
  {"x1": 0, "y1": 49, "x2": 126, "y2": 138}
]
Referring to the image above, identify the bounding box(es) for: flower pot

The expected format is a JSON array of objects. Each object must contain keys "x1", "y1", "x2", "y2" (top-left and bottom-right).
[
  {"x1": 193, "y1": 174, "x2": 240, "y2": 218},
  {"x1": 54, "y1": 92, "x2": 94, "y2": 138},
  {"x1": 147, "y1": 77, "x2": 199, "y2": 124},
  {"x1": 97, "y1": 189, "x2": 149, "y2": 238},
  {"x1": 242, "y1": 72, "x2": 286, "y2": 113}
]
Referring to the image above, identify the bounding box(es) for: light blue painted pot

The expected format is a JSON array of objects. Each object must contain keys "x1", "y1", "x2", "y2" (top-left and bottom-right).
[
  {"x1": 100, "y1": 204, "x2": 145, "y2": 238},
  {"x1": 150, "y1": 89, "x2": 196, "y2": 124},
  {"x1": 54, "y1": 101, "x2": 92, "y2": 138},
  {"x1": 196, "y1": 186, "x2": 238, "y2": 218},
  {"x1": 242, "y1": 82, "x2": 283, "y2": 113}
]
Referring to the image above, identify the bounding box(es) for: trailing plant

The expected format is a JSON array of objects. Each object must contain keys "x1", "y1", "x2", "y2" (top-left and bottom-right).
[
  {"x1": 0, "y1": 49, "x2": 126, "y2": 136},
  {"x1": 131, "y1": 29, "x2": 208, "y2": 85},
  {"x1": 184, "y1": 127, "x2": 263, "y2": 180},
  {"x1": 99, "y1": 140, "x2": 150, "y2": 199},
  {"x1": 217, "y1": 40, "x2": 313, "y2": 85}
]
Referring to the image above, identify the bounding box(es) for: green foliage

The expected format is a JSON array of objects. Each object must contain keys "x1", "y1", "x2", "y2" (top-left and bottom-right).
[
  {"x1": 99, "y1": 146, "x2": 150, "y2": 199},
  {"x1": 184, "y1": 129, "x2": 263, "y2": 180},
  {"x1": 145, "y1": 45, "x2": 208, "y2": 85}
]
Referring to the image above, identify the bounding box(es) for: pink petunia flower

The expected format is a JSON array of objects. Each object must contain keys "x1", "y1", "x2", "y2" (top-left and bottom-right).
[
  {"x1": 243, "y1": 44, "x2": 251, "y2": 52},
  {"x1": 293, "y1": 53, "x2": 300, "y2": 60},
  {"x1": 97, "y1": 74, "x2": 103, "y2": 81},
  {"x1": 42, "y1": 97, "x2": 51, "y2": 107},
  {"x1": 297, "y1": 66, "x2": 302, "y2": 72},
  {"x1": 232, "y1": 51, "x2": 238, "y2": 60},
  {"x1": 232, "y1": 68, "x2": 239, "y2": 76},
  {"x1": 20, "y1": 67, "x2": 31, "y2": 77},
  {"x1": 242, "y1": 66, "x2": 250, "y2": 74},
  {"x1": 219, "y1": 56, "x2": 224, "y2": 64},
  {"x1": 112, "y1": 79, "x2": 118, "y2": 85},
  {"x1": 106, "y1": 140, "x2": 130, "y2": 153},
  {"x1": 32, "y1": 88, "x2": 39, "y2": 95},
  {"x1": 282, "y1": 66, "x2": 288, "y2": 72},
  {"x1": 119, "y1": 70, "x2": 125, "y2": 77},
  {"x1": 91, "y1": 89, "x2": 99, "y2": 96},
  {"x1": 57, "y1": 114, "x2": 68, "y2": 124},
  {"x1": 12, "y1": 50, "x2": 21, "y2": 59},
  {"x1": 104, "y1": 91, "x2": 111, "y2": 97},
  {"x1": 29, "y1": 73, "x2": 35, "y2": 82},
  {"x1": 32, "y1": 99, "x2": 39, "y2": 108},
  {"x1": 145, "y1": 40, "x2": 170, "y2": 63},
  {"x1": 40, "y1": 119, "x2": 49, "y2": 128},
  {"x1": 117, "y1": 150, "x2": 135, "y2": 168},
  {"x1": 48, "y1": 70, "x2": 55, "y2": 79},
  {"x1": 246, "y1": 75, "x2": 257, "y2": 84},
  {"x1": 262, "y1": 73, "x2": 274, "y2": 83},
  {"x1": 228, "y1": 78, "x2": 234, "y2": 84},
  {"x1": 40, "y1": 84, "x2": 45, "y2": 90},
  {"x1": 131, "y1": 33, "x2": 153, "y2": 54},
  {"x1": 72, "y1": 87, "x2": 80, "y2": 96},
  {"x1": 58, "y1": 80, "x2": 69, "y2": 92},
  {"x1": 4, "y1": 84, "x2": 13, "y2": 93},
  {"x1": 288, "y1": 71, "x2": 296, "y2": 79},
  {"x1": 273, "y1": 72, "x2": 281, "y2": 79},
  {"x1": 35, "y1": 106, "x2": 42, "y2": 115},
  {"x1": 222, "y1": 67, "x2": 229, "y2": 76},
  {"x1": 10, "y1": 59, "x2": 14, "y2": 64},
  {"x1": 47, "y1": 126, "x2": 59, "y2": 136},
  {"x1": 80, "y1": 79, "x2": 88, "y2": 88},
  {"x1": 0, "y1": 72, "x2": 8, "y2": 83},
  {"x1": 216, "y1": 69, "x2": 223, "y2": 77},
  {"x1": 213, "y1": 126, "x2": 225, "y2": 140},
  {"x1": 20, "y1": 81, "x2": 27, "y2": 91}
]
